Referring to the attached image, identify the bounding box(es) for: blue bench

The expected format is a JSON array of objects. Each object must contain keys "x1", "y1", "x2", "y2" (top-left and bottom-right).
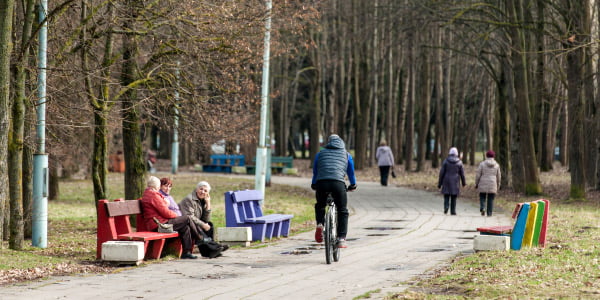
[
  {"x1": 224, "y1": 189, "x2": 293, "y2": 242},
  {"x1": 246, "y1": 156, "x2": 293, "y2": 174},
  {"x1": 202, "y1": 154, "x2": 245, "y2": 173}
]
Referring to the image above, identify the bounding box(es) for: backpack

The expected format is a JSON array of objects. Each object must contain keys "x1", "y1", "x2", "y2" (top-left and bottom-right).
[{"x1": 198, "y1": 240, "x2": 223, "y2": 258}]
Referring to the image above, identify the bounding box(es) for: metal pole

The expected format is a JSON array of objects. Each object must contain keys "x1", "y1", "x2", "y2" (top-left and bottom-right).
[
  {"x1": 171, "y1": 62, "x2": 180, "y2": 174},
  {"x1": 255, "y1": 0, "x2": 272, "y2": 198},
  {"x1": 33, "y1": 0, "x2": 49, "y2": 248}
]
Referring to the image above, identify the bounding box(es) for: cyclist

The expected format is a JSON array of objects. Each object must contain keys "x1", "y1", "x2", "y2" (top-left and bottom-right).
[{"x1": 311, "y1": 134, "x2": 357, "y2": 248}]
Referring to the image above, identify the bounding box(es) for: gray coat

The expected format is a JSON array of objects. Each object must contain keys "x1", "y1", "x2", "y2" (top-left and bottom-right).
[
  {"x1": 438, "y1": 155, "x2": 466, "y2": 195},
  {"x1": 475, "y1": 158, "x2": 501, "y2": 194},
  {"x1": 376, "y1": 146, "x2": 395, "y2": 167},
  {"x1": 179, "y1": 191, "x2": 211, "y2": 227}
]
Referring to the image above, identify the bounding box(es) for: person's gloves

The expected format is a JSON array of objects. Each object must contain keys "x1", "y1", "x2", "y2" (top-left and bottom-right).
[
  {"x1": 347, "y1": 184, "x2": 357, "y2": 191},
  {"x1": 311, "y1": 184, "x2": 317, "y2": 190}
]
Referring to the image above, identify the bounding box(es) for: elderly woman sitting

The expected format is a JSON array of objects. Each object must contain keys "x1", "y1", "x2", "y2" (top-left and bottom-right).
[{"x1": 179, "y1": 181, "x2": 214, "y2": 240}]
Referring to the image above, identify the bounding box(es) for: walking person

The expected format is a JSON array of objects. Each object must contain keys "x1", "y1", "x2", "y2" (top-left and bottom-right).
[
  {"x1": 438, "y1": 147, "x2": 466, "y2": 215},
  {"x1": 311, "y1": 134, "x2": 357, "y2": 248},
  {"x1": 475, "y1": 150, "x2": 501, "y2": 216},
  {"x1": 376, "y1": 140, "x2": 395, "y2": 186}
]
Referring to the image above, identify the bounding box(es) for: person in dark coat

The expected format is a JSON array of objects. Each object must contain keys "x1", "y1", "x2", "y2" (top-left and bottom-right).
[{"x1": 438, "y1": 147, "x2": 466, "y2": 215}]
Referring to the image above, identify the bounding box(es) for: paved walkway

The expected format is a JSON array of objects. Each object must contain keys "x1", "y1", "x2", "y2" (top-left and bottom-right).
[{"x1": 2, "y1": 176, "x2": 511, "y2": 300}]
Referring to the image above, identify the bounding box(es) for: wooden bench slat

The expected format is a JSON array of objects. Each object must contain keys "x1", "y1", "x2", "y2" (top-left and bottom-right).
[
  {"x1": 106, "y1": 200, "x2": 142, "y2": 216},
  {"x1": 118, "y1": 232, "x2": 179, "y2": 241}
]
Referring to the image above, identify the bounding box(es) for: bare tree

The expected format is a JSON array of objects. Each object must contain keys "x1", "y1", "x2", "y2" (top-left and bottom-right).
[{"x1": 0, "y1": 0, "x2": 14, "y2": 244}]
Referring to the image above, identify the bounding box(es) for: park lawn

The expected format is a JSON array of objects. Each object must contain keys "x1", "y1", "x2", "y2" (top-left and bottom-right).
[
  {"x1": 0, "y1": 172, "x2": 314, "y2": 285},
  {"x1": 386, "y1": 165, "x2": 600, "y2": 299}
]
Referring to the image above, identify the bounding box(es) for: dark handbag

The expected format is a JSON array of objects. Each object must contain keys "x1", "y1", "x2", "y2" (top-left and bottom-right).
[
  {"x1": 197, "y1": 228, "x2": 225, "y2": 258},
  {"x1": 198, "y1": 240, "x2": 223, "y2": 258},
  {"x1": 391, "y1": 170, "x2": 397, "y2": 178}
]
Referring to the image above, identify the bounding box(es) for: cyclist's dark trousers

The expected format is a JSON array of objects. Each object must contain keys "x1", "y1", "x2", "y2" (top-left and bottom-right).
[
  {"x1": 315, "y1": 180, "x2": 349, "y2": 238},
  {"x1": 379, "y1": 166, "x2": 391, "y2": 186}
]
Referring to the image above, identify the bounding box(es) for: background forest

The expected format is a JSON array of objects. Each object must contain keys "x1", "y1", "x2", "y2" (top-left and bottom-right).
[{"x1": 0, "y1": 0, "x2": 597, "y2": 251}]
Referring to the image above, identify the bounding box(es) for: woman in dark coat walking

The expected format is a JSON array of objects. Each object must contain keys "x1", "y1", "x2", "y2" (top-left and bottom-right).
[{"x1": 438, "y1": 147, "x2": 466, "y2": 215}]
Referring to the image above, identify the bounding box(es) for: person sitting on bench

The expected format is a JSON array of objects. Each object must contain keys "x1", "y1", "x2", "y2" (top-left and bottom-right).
[{"x1": 141, "y1": 176, "x2": 205, "y2": 259}]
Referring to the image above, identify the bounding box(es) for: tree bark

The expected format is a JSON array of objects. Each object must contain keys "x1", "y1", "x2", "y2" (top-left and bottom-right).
[
  {"x1": 416, "y1": 48, "x2": 431, "y2": 172},
  {"x1": 508, "y1": 0, "x2": 542, "y2": 195},
  {"x1": 564, "y1": 0, "x2": 588, "y2": 199},
  {"x1": 0, "y1": 0, "x2": 15, "y2": 244},
  {"x1": 121, "y1": 1, "x2": 145, "y2": 202}
]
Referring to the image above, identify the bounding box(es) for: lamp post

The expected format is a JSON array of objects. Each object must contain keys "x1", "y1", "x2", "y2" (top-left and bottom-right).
[
  {"x1": 255, "y1": 0, "x2": 272, "y2": 199},
  {"x1": 32, "y1": 0, "x2": 49, "y2": 248},
  {"x1": 171, "y1": 62, "x2": 180, "y2": 174}
]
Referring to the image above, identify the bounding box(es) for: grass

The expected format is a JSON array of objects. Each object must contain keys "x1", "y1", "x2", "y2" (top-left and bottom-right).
[
  {"x1": 380, "y1": 162, "x2": 600, "y2": 299},
  {"x1": 0, "y1": 171, "x2": 314, "y2": 285}
]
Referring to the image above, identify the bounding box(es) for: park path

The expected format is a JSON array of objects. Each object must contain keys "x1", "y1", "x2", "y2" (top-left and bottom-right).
[{"x1": 2, "y1": 176, "x2": 511, "y2": 300}]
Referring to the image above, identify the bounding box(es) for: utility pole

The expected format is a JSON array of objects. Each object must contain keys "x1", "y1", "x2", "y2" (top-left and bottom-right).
[
  {"x1": 32, "y1": 0, "x2": 49, "y2": 248},
  {"x1": 171, "y1": 62, "x2": 180, "y2": 174},
  {"x1": 255, "y1": 0, "x2": 272, "y2": 199}
]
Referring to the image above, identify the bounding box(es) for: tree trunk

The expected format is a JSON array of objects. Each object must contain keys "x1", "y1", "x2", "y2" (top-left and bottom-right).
[
  {"x1": 416, "y1": 47, "x2": 431, "y2": 172},
  {"x1": 404, "y1": 33, "x2": 415, "y2": 172},
  {"x1": 81, "y1": 0, "x2": 114, "y2": 203},
  {"x1": 508, "y1": 0, "x2": 542, "y2": 195},
  {"x1": 496, "y1": 60, "x2": 511, "y2": 188},
  {"x1": 0, "y1": 0, "x2": 15, "y2": 244},
  {"x1": 122, "y1": 1, "x2": 145, "y2": 202},
  {"x1": 564, "y1": 0, "x2": 588, "y2": 200},
  {"x1": 48, "y1": 158, "x2": 59, "y2": 200}
]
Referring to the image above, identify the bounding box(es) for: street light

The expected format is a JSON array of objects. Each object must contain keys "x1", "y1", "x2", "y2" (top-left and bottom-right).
[{"x1": 255, "y1": 0, "x2": 272, "y2": 200}]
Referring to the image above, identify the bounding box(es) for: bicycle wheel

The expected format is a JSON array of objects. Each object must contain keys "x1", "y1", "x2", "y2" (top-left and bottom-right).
[
  {"x1": 331, "y1": 204, "x2": 340, "y2": 262},
  {"x1": 324, "y1": 205, "x2": 334, "y2": 264}
]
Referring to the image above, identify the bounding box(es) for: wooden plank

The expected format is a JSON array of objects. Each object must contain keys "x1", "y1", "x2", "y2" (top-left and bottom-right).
[
  {"x1": 118, "y1": 232, "x2": 179, "y2": 241},
  {"x1": 538, "y1": 199, "x2": 550, "y2": 247},
  {"x1": 476, "y1": 225, "x2": 513, "y2": 235},
  {"x1": 532, "y1": 200, "x2": 545, "y2": 247},
  {"x1": 511, "y1": 203, "x2": 529, "y2": 250},
  {"x1": 522, "y1": 202, "x2": 538, "y2": 247},
  {"x1": 106, "y1": 200, "x2": 141, "y2": 216}
]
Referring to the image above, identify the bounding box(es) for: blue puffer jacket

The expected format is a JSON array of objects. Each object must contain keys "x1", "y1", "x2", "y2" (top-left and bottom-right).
[{"x1": 312, "y1": 135, "x2": 357, "y2": 185}]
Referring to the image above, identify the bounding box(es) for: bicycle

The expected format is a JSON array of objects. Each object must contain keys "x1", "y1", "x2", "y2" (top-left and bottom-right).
[{"x1": 324, "y1": 192, "x2": 340, "y2": 264}]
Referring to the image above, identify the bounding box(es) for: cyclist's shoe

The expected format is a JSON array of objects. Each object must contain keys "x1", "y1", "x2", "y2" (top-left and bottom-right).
[
  {"x1": 336, "y1": 238, "x2": 347, "y2": 248},
  {"x1": 315, "y1": 225, "x2": 324, "y2": 243}
]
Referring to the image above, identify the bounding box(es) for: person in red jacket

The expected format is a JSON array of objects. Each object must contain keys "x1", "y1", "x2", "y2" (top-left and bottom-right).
[{"x1": 141, "y1": 176, "x2": 202, "y2": 259}]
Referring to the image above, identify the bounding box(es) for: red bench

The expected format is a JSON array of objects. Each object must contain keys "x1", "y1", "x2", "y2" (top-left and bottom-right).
[
  {"x1": 476, "y1": 225, "x2": 513, "y2": 236},
  {"x1": 96, "y1": 199, "x2": 183, "y2": 260}
]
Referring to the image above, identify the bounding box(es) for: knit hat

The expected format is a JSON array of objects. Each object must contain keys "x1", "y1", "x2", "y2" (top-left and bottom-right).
[
  {"x1": 147, "y1": 176, "x2": 161, "y2": 189},
  {"x1": 486, "y1": 150, "x2": 495, "y2": 158},
  {"x1": 449, "y1": 147, "x2": 458, "y2": 156}
]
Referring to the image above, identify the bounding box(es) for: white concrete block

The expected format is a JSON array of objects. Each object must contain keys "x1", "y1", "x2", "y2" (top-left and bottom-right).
[
  {"x1": 282, "y1": 167, "x2": 298, "y2": 175},
  {"x1": 473, "y1": 235, "x2": 510, "y2": 251},
  {"x1": 232, "y1": 166, "x2": 247, "y2": 174},
  {"x1": 216, "y1": 227, "x2": 252, "y2": 246},
  {"x1": 102, "y1": 241, "x2": 145, "y2": 264}
]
